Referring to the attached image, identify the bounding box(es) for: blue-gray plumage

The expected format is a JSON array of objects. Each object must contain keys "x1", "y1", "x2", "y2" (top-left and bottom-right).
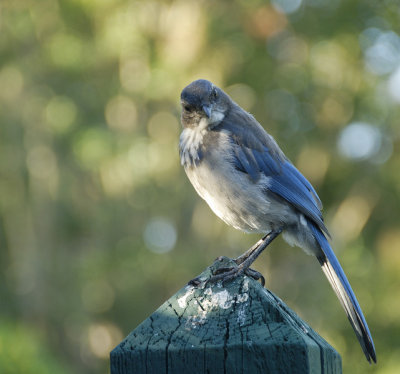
[{"x1": 179, "y1": 79, "x2": 376, "y2": 363}]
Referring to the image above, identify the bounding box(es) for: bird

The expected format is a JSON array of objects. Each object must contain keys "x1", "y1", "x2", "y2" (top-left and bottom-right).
[{"x1": 178, "y1": 79, "x2": 376, "y2": 363}]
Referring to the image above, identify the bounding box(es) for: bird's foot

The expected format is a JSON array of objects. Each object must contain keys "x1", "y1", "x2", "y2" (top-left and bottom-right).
[
  {"x1": 187, "y1": 255, "x2": 266, "y2": 287},
  {"x1": 188, "y1": 230, "x2": 282, "y2": 288},
  {"x1": 188, "y1": 276, "x2": 203, "y2": 287},
  {"x1": 208, "y1": 260, "x2": 265, "y2": 286}
]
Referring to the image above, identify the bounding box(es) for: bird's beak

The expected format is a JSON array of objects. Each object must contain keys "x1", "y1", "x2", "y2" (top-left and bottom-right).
[{"x1": 202, "y1": 104, "x2": 211, "y2": 118}]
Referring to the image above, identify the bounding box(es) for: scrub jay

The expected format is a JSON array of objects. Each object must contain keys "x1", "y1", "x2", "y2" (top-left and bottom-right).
[{"x1": 179, "y1": 79, "x2": 376, "y2": 363}]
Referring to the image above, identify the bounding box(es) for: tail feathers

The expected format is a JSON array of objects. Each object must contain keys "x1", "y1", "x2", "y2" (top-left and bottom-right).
[{"x1": 309, "y1": 222, "x2": 376, "y2": 363}]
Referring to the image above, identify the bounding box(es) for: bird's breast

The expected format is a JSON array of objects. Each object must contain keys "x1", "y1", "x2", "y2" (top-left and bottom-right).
[{"x1": 183, "y1": 131, "x2": 277, "y2": 233}]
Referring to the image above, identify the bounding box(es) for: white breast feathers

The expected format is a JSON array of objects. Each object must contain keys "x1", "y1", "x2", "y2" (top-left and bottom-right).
[{"x1": 179, "y1": 118, "x2": 209, "y2": 166}]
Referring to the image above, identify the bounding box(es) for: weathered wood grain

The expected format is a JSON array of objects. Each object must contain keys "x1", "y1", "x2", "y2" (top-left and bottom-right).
[{"x1": 111, "y1": 256, "x2": 342, "y2": 374}]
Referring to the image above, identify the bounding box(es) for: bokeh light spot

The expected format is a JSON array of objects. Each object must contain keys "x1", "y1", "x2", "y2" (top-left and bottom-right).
[
  {"x1": 87, "y1": 323, "x2": 123, "y2": 359},
  {"x1": 337, "y1": 122, "x2": 382, "y2": 161},
  {"x1": 127, "y1": 138, "x2": 151, "y2": 180},
  {"x1": 45, "y1": 96, "x2": 77, "y2": 133},
  {"x1": 310, "y1": 41, "x2": 348, "y2": 88},
  {"x1": 100, "y1": 156, "x2": 134, "y2": 196},
  {"x1": 147, "y1": 111, "x2": 179, "y2": 144},
  {"x1": 47, "y1": 33, "x2": 83, "y2": 69},
  {"x1": 387, "y1": 66, "x2": 400, "y2": 102},
  {"x1": 143, "y1": 218, "x2": 177, "y2": 254},
  {"x1": 246, "y1": 6, "x2": 287, "y2": 39},
  {"x1": 296, "y1": 147, "x2": 330, "y2": 185},
  {"x1": 105, "y1": 95, "x2": 137, "y2": 133},
  {"x1": 158, "y1": 2, "x2": 205, "y2": 67},
  {"x1": 269, "y1": 35, "x2": 308, "y2": 63},
  {"x1": 362, "y1": 29, "x2": 400, "y2": 75},
  {"x1": 316, "y1": 93, "x2": 354, "y2": 129},
  {"x1": 73, "y1": 129, "x2": 112, "y2": 169},
  {"x1": 377, "y1": 228, "x2": 400, "y2": 272},
  {"x1": 331, "y1": 195, "x2": 373, "y2": 242}
]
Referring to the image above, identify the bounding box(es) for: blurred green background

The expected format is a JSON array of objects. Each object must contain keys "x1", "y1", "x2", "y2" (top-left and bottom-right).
[{"x1": 1, "y1": 0, "x2": 399, "y2": 373}]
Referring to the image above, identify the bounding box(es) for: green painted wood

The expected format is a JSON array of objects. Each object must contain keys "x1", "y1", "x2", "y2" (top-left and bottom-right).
[{"x1": 110, "y1": 256, "x2": 342, "y2": 374}]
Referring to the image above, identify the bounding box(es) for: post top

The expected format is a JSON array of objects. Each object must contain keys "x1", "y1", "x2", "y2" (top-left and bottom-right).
[{"x1": 111, "y1": 257, "x2": 342, "y2": 374}]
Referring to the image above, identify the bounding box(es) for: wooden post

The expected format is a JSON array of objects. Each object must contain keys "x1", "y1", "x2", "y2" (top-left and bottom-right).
[{"x1": 110, "y1": 256, "x2": 342, "y2": 374}]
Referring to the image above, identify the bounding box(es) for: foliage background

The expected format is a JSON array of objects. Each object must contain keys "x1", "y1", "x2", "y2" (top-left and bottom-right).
[{"x1": 1, "y1": 0, "x2": 399, "y2": 373}]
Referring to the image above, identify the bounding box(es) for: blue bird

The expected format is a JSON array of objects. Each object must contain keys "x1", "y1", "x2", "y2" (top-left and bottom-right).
[{"x1": 179, "y1": 79, "x2": 376, "y2": 363}]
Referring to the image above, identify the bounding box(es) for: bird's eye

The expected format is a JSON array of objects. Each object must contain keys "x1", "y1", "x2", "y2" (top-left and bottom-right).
[{"x1": 184, "y1": 105, "x2": 192, "y2": 112}]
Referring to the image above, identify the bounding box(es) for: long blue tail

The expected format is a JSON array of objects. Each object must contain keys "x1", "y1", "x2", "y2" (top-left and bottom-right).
[{"x1": 309, "y1": 222, "x2": 376, "y2": 363}]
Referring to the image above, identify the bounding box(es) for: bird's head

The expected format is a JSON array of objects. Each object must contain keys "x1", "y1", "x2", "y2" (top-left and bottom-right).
[{"x1": 180, "y1": 79, "x2": 229, "y2": 128}]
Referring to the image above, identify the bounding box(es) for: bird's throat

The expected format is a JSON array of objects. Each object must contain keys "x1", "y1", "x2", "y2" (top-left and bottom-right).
[{"x1": 179, "y1": 118, "x2": 209, "y2": 167}]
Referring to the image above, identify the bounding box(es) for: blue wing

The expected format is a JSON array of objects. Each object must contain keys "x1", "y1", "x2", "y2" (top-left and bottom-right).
[
  {"x1": 232, "y1": 143, "x2": 329, "y2": 236},
  {"x1": 221, "y1": 111, "x2": 328, "y2": 236}
]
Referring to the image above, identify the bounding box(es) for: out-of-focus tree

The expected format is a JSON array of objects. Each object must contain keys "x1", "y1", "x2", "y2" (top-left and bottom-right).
[{"x1": 0, "y1": 0, "x2": 399, "y2": 373}]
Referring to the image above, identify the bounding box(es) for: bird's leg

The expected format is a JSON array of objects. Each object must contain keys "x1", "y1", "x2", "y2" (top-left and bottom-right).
[
  {"x1": 234, "y1": 236, "x2": 266, "y2": 265},
  {"x1": 209, "y1": 228, "x2": 283, "y2": 285},
  {"x1": 209, "y1": 238, "x2": 266, "y2": 285}
]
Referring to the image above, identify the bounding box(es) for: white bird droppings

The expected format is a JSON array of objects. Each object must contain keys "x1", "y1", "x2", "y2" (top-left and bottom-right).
[{"x1": 177, "y1": 286, "x2": 195, "y2": 309}]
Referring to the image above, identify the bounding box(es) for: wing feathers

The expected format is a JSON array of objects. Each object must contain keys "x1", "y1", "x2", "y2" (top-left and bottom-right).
[
  {"x1": 220, "y1": 111, "x2": 327, "y2": 234},
  {"x1": 229, "y1": 137, "x2": 328, "y2": 234}
]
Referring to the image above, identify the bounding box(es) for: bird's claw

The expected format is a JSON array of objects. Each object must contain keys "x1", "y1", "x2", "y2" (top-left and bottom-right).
[
  {"x1": 207, "y1": 264, "x2": 265, "y2": 286},
  {"x1": 188, "y1": 276, "x2": 203, "y2": 287},
  {"x1": 244, "y1": 268, "x2": 265, "y2": 286},
  {"x1": 213, "y1": 266, "x2": 235, "y2": 275}
]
